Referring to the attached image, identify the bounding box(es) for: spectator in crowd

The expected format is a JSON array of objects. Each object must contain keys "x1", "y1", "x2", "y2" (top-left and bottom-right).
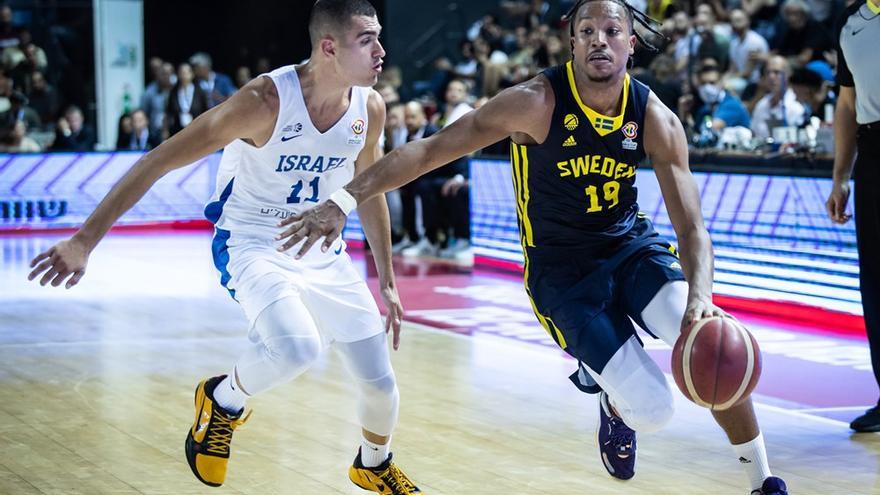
[
  {"x1": 0, "y1": 91, "x2": 40, "y2": 142},
  {"x1": 453, "y1": 40, "x2": 480, "y2": 80},
  {"x1": 374, "y1": 81, "x2": 400, "y2": 107},
  {"x1": 120, "y1": 109, "x2": 160, "y2": 151},
  {"x1": 751, "y1": 55, "x2": 806, "y2": 139},
  {"x1": 0, "y1": 5, "x2": 17, "y2": 49},
  {"x1": 727, "y1": 9, "x2": 769, "y2": 86},
  {"x1": 803, "y1": 0, "x2": 843, "y2": 27},
  {"x1": 427, "y1": 79, "x2": 475, "y2": 261},
  {"x1": 435, "y1": 167, "x2": 471, "y2": 262},
  {"x1": 147, "y1": 56, "x2": 163, "y2": 83},
  {"x1": 383, "y1": 102, "x2": 407, "y2": 154},
  {"x1": 773, "y1": 0, "x2": 833, "y2": 65},
  {"x1": 393, "y1": 101, "x2": 439, "y2": 256},
  {"x1": 115, "y1": 112, "x2": 133, "y2": 150},
  {"x1": 0, "y1": 68, "x2": 12, "y2": 113},
  {"x1": 9, "y1": 40, "x2": 47, "y2": 94},
  {"x1": 634, "y1": 54, "x2": 681, "y2": 111},
  {"x1": 189, "y1": 52, "x2": 235, "y2": 108},
  {"x1": 694, "y1": 10, "x2": 730, "y2": 71},
  {"x1": 0, "y1": 120, "x2": 39, "y2": 152},
  {"x1": 141, "y1": 62, "x2": 174, "y2": 137},
  {"x1": 433, "y1": 79, "x2": 473, "y2": 128},
  {"x1": 674, "y1": 10, "x2": 730, "y2": 80},
  {"x1": 52, "y1": 105, "x2": 95, "y2": 152},
  {"x1": 164, "y1": 62, "x2": 208, "y2": 138},
  {"x1": 382, "y1": 102, "x2": 407, "y2": 245},
  {"x1": 680, "y1": 63, "x2": 751, "y2": 135},
  {"x1": 234, "y1": 65, "x2": 252, "y2": 89},
  {"x1": 27, "y1": 71, "x2": 58, "y2": 128},
  {"x1": 789, "y1": 66, "x2": 836, "y2": 123},
  {"x1": 3, "y1": 30, "x2": 47, "y2": 76},
  {"x1": 741, "y1": 0, "x2": 781, "y2": 42}
]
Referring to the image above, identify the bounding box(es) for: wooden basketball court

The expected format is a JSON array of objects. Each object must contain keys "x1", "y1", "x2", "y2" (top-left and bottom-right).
[{"x1": 1, "y1": 232, "x2": 878, "y2": 494}]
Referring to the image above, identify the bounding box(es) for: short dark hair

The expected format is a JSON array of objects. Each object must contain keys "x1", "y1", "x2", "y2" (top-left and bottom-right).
[
  {"x1": 698, "y1": 59, "x2": 721, "y2": 76},
  {"x1": 308, "y1": 0, "x2": 377, "y2": 47},
  {"x1": 789, "y1": 67, "x2": 823, "y2": 90}
]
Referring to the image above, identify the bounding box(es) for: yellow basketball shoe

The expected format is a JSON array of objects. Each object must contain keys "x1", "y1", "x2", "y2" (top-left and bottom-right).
[
  {"x1": 185, "y1": 375, "x2": 251, "y2": 487},
  {"x1": 349, "y1": 449, "x2": 422, "y2": 494}
]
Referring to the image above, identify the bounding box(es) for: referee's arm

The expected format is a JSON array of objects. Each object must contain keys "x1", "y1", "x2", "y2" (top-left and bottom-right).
[
  {"x1": 828, "y1": 86, "x2": 857, "y2": 223},
  {"x1": 826, "y1": 6, "x2": 860, "y2": 225}
]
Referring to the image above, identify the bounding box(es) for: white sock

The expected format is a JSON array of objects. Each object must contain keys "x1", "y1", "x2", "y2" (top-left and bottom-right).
[
  {"x1": 360, "y1": 435, "x2": 391, "y2": 468},
  {"x1": 213, "y1": 370, "x2": 248, "y2": 414},
  {"x1": 732, "y1": 432, "x2": 772, "y2": 491}
]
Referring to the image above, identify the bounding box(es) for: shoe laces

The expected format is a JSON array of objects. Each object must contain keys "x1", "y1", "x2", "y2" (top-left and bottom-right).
[
  {"x1": 205, "y1": 409, "x2": 251, "y2": 456},
  {"x1": 379, "y1": 463, "x2": 418, "y2": 494},
  {"x1": 607, "y1": 416, "x2": 635, "y2": 456}
]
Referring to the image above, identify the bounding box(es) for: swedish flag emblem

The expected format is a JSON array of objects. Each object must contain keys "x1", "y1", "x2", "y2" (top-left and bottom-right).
[{"x1": 594, "y1": 117, "x2": 614, "y2": 131}]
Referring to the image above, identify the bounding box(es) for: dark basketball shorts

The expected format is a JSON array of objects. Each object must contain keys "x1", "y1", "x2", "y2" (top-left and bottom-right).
[{"x1": 524, "y1": 219, "x2": 685, "y2": 394}]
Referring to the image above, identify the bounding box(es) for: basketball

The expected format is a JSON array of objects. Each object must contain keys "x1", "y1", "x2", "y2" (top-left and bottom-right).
[{"x1": 671, "y1": 316, "x2": 762, "y2": 411}]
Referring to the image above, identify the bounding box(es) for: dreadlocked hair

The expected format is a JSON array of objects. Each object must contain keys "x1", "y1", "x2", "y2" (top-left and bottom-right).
[{"x1": 562, "y1": 0, "x2": 667, "y2": 53}]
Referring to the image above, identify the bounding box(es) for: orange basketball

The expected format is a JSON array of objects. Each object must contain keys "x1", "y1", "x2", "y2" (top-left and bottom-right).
[{"x1": 671, "y1": 316, "x2": 762, "y2": 411}]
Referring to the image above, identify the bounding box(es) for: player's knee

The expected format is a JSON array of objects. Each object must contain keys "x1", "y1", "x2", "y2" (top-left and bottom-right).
[
  {"x1": 622, "y1": 385, "x2": 674, "y2": 433},
  {"x1": 360, "y1": 371, "x2": 399, "y2": 407},
  {"x1": 265, "y1": 333, "x2": 321, "y2": 369}
]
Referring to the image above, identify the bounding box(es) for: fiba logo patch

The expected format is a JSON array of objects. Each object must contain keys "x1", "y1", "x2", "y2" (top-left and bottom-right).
[
  {"x1": 351, "y1": 119, "x2": 366, "y2": 135},
  {"x1": 564, "y1": 113, "x2": 579, "y2": 131},
  {"x1": 622, "y1": 121, "x2": 638, "y2": 150},
  {"x1": 348, "y1": 119, "x2": 366, "y2": 145}
]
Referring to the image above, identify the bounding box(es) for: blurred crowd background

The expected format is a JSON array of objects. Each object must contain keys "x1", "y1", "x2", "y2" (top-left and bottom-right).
[{"x1": 0, "y1": 0, "x2": 853, "y2": 260}]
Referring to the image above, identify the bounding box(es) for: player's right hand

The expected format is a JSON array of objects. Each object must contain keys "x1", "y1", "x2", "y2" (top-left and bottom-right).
[
  {"x1": 276, "y1": 200, "x2": 347, "y2": 259},
  {"x1": 28, "y1": 236, "x2": 90, "y2": 289},
  {"x1": 826, "y1": 180, "x2": 852, "y2": 224}
]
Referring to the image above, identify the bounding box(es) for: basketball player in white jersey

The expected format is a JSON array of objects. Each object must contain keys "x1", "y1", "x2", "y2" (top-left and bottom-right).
[{"x1": 27, "y1": 1, "x2": 421, "y2": 493}]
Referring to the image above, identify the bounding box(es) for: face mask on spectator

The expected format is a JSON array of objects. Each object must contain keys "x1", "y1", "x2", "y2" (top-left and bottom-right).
[{"x1": 698, "y1": 83, "x2": 723, "y2": 104}]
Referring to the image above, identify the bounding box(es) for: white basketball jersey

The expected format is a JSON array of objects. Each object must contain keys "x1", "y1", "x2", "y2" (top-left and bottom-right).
[{"x1": 206, "y1": 64, "x2": 370, "y2": 241}]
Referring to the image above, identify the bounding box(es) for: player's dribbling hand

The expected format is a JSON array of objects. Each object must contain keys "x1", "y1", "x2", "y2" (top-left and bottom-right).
[
  {"x1": 380, "y1": 284, "x2": 404, "y2": 350},
  {"x1": 276, "y1": 200, "x2": 346, "y2": 259},
  {"x1": 681, "y1": 297, "x2": 729, "y2": 329},
  {"x1": 28, "y1": 236, "x2": 90, "y2": 289}
]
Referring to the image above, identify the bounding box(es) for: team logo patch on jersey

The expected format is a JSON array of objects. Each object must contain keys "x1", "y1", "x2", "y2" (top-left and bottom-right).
[
  {"x1": 351, "y1": 119, "x2": 366, "y2": 135},
  {"x1": 563, "y1": 135, "x2": 577, "y2": 147},
  {"x1": 282, "y1": 123, "x2": 303, "y2": 133},
  {"x1": 621, "y1": 121, "x2": 638, "y2": 151},
  {"x1": 594, "y1": 117, "x2": 614, "y2": 131},
  {"x1": 564, "y1": 113, "x2": 579, "y2": 131}
]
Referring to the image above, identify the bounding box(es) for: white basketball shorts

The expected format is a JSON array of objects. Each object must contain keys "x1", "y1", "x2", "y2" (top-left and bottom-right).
[{"x1": 212, "y1": 232, "x2": 384, "y2": 345}]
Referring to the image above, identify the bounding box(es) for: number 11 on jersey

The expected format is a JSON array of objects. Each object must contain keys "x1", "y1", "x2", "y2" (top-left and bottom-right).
[{"x1": 287, "y1": 177, "x2": 320, "y2": 204}]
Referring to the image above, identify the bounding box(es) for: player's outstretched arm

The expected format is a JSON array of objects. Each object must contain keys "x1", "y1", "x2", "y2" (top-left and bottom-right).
[
  {"x1": 277, "y1": 77, "x2": 551, "y2": 257},
  {"x1": 644, "y1": 94, "x2": 724, "y2": 327},
  {"x1": 28, "y1": 76, "x2": 279, "y2": 288}
]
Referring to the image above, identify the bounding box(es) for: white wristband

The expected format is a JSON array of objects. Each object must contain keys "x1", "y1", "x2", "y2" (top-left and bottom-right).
[{"x1": 328, "y1": 188, "x2": 358, "y2": 216}]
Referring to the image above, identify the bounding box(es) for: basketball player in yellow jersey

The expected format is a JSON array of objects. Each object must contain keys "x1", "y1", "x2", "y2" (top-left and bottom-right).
[
  {"x1": 27, "y1": 1, "x2": 422, "y2": 493},
  {"x1": 281, "y1": 1, "x2": 788, "y2": 493}
]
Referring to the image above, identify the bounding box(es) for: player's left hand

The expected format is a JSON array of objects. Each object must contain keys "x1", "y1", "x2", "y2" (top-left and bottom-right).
[
  {"x1": 380, "y1": 284, "x2": 404, "y2": 350},
  {"x1": 276, "y1": 201, "x2": 347, "y2": 258},
  {"x1": 681, "y1": 296, "x2": 729, "y2": 329}
]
